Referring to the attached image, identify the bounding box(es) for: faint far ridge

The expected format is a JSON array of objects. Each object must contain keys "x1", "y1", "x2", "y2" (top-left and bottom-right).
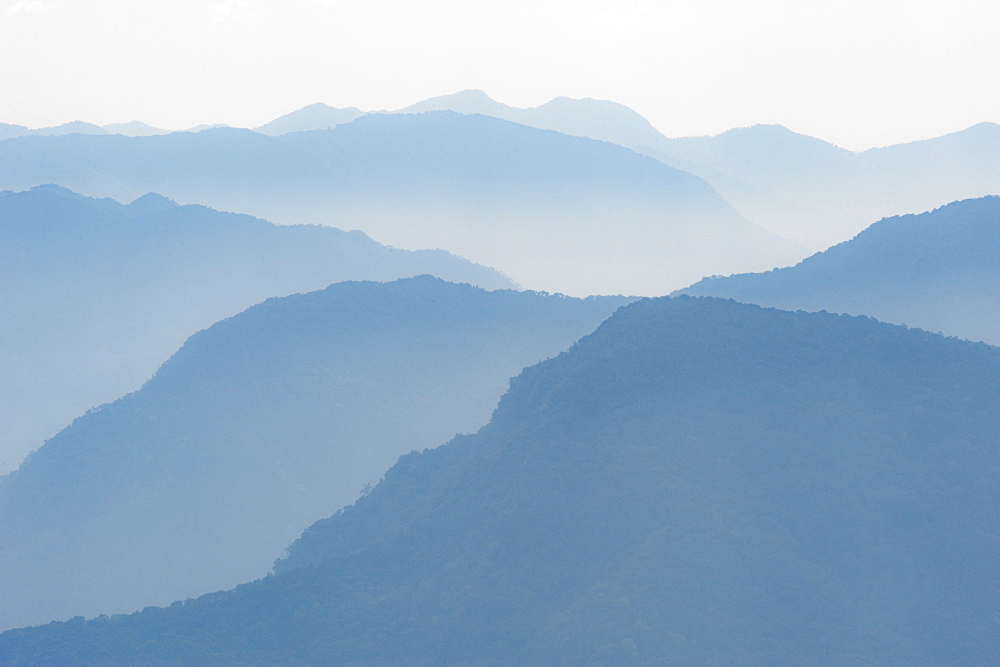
[
  {"x1": 102, "y1": 121, "x2": 172, "y2": 137},
  {"x1": 183, "y1": 123, "x2": 233, "y2": 133},
  {"x1": 30, "y1": 121, "x2": 109, "y2": 136},
  {"x1": 254, "y1": 103, "x2": 365, "y2": 136}
]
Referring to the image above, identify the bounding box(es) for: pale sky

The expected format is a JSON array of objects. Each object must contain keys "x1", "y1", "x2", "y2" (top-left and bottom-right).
[{"x1": 1, "y1": 0, "x2": 998, "y2": 150}]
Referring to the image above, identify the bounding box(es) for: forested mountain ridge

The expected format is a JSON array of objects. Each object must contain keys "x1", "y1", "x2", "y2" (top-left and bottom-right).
[
  {"x1": 0, "y1": 111, "x2": 803, "y2": 295},
  {"x1": 677, "y1": 196, "x2": 1000, "y2": 345},
  {"x1": 3, "y1": 297, "x2": 996, "y2": 662},
  {"x1": 0, "y1": 185, "x2": 511, "y2": 474},
  {"x1": 0, "y1": 276, "x2": 629, "y2": 632}
]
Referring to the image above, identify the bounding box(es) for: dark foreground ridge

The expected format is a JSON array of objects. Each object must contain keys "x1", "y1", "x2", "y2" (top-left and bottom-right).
[{"x1": 2, "y1": 297, "x2": 998, "y2": 663}]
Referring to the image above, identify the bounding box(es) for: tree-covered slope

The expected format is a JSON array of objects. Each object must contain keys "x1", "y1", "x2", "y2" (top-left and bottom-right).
[
  {"x1": 0, "y1": 111, "x2": 803, "y2": 295},
  {"x1": 4, "y1": 297, "x2": 996, "y2": 663},
  {"x1": 0, "y1": 185, "x2": 510, "y2": 473},
  {"x1": 0, "y1": 276, "x2": 627, "y2": 632},
  {"x1": 677, "y1": 196, "x2": 1000, "y2": 345}
]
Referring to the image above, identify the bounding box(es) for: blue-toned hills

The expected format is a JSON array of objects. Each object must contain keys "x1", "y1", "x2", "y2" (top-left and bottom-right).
[
  {"x1": 677, "y1": 196, "x2": 1000, "y2": 345},
  {"x1": 0, "y1": 111, "x2": 802, "y2": 295},
  {"x1": 253, "y1": 102, "x2": 364, "y2": 136},
  {"x1": 393, "y1": 91, "x2": 1000, "y2": 250},
  {"x1": 0, "y1": 276, "x2": 627, "y2": 631},
  {"x1": 3, "y1": 297, "x2": 996, "y2": 662},
  {"x1": 0, "y1": 185, "x2": 510, "y2": 473}
]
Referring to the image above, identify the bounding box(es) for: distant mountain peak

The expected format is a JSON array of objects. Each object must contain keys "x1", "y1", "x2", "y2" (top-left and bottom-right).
[
  {"x1": 399, "y1": 89, "x2": 513, "y2": 116},
  {"x1": 127, "y1": 192, "x2": 179, "y2": 216},
  {"x1": 440, "y1": 88, "x2": 500, "y2": 104},
  {"x1": 183, "y1": 123, "x2": 232, "y2": 133},
  {"x1": 102, "y1": 121, "x2": 170, "y2": 137},
  {"x1": 32, "y1": 120, "x2": 109, "y2": 136},
  {"x1": 718, "y1": 123, "x2": 821, "y2": 141},
  {"x1": 255, "y1": 104, "x2": 364, "y2": 136},
  {"x1": 24, "y1": 184, "x2": 114, "y2": 205},
  {"x1": 538, "y1": 95, "x2": 649, "y2": 117},
  {"x1": 29, "y1": 183, "x2": 80, "y2": 197}
]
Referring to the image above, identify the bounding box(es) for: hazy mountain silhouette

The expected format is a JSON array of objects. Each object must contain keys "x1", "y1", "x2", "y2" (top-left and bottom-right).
[
  {"x1": 646, "y1": 124, "x2": 1000, "y2": 249},
  {"x1": 653, "y1": 124, "x2": 857, "y2": 246},
  {"x1": 398, "y1": 92, "x2": 1000, "y2": 250},
  {"x1": 0, "y1": 123, "x2": 30, "y2": 140},
  {"x1": 3, "y1": 297, "x2": 996, "y2": 662},
  {"x1": 0, "y1": 112, "x2": 803, "y2": 295},
  {"x1": 612, "y1": 122, "x2": 1000, "y2": 250},
  {"x1": 182, "y1": 123, "x2": 232, "y2": 132},
  {"x1": 101, "y1": 121, "x2": 171, "y2": 136},
  {"x1": 12, "y1": 93, "x2": 999, "y2": 252},
  {"x1": 0, "y1": 276, "x2": 628, "y2": 631},
  {"x1": 398, "y1": 89, "x2": 676, "y2": 158},
  {"x1": 2, "y1": 121, "x2": 166, "y2": 139},
  {"x1": 0, "y1": 185, "x2": 511, "y2": 473},
  {"x1": 677, "y1": 196, "x2": 1000, "y2": 345},
  {"x1": 399, "y1": 88, "x2": 516, "y2": 116},
  {"x1": 254, "y1": 103, "x2": 365, "y2": 136},
  {"x1": 29, "y1": 120, "x2": 109, "y2": 136},
  {"x1": 859, "y1": 123, "x2": 1000, "y2": 224}
]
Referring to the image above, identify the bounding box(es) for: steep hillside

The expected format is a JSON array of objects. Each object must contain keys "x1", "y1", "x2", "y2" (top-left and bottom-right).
[
  {"x1": 0, "y1": 276, "x2": 627, "y2": 631},
  {"x1": 0, "y1": 185, "x2": 510, "y2": 473},
  {"x1": 678, "y1": 197, "x2": 1000, "y2": 345},
  {"x1": 4, "y1": 297, "x2": 996, "y2": 662}
]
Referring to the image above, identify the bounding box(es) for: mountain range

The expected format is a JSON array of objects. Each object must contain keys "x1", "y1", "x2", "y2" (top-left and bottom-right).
[
  {"x1": 0, "y1": 276, "x2": 628, "y2": 632},
  {"x1": 388, "y1": 91, "x2": 1000, "y2": 250},
  {"x1": 0, "y1": 111, "x2": 802, "y2": 296},
  {"x1": 2, "y1": 91, "x2": 998, "y2": 663},
  {"x1": 253, "y1": 89, "x2": 1000, "y2": 251},
  {"x1": 0, "y1": 185, "x2": 509, "y2": 473},
  {"x1": 677, "y1": 196, "x2": 1000, "y2": 345},
  {"x1": 2, "y1": 296, "x2": 996, "y2": 662},
  {"x1": 0, "y1": 120, "x2": 190, "y2": 138},
  {"x1": 8, "y1": 90, "x2": 1000, "y2": 253}
]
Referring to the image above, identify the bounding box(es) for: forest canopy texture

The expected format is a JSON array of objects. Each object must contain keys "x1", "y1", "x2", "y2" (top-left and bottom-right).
[{"x1": 2, "y1": 296, "x2": 997, "y2": 663}]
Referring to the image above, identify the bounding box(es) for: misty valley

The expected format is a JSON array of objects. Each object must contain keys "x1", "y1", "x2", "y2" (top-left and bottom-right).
[{"x1": 0, "y1": 93, "x2": 998, "y2": 664}]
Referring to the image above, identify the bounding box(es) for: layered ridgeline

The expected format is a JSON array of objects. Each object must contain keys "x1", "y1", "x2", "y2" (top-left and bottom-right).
[
  {"x1": 677, "y1": 197, "x2": 1000, "y2": 345},
  {"x1": 253, "y1": 103, "x2": 364, "y2": 136},
  {"x1": 390, "y1": 90, "x2": 1000, "y2": 250},
  {"x1": 657, "y1": 123, "x2": 1000, "y2": 250},
  {"x1": 11, "y1": 92, "x2": 1000, "y2": 253},
  {"x1": 0, "y1": 111, "x2": 802, "y2": 295},
  {"x1": 3, "y1": 297, "x2": 997, "y2": 662},
  {"x1": 1, "y1": 120, "x2": 179, "y2": 138},
  {"x1": 0, "y1": 185, "x2": 510, "y2": 474},
  {"x1": 0, "y1": 276, "x2": 628, "y2": 632}
]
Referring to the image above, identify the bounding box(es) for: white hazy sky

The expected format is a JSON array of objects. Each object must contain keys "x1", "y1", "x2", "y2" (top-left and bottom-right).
[{"x1": 1, "y1": 0, "x2": 998, "y2": 150}]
